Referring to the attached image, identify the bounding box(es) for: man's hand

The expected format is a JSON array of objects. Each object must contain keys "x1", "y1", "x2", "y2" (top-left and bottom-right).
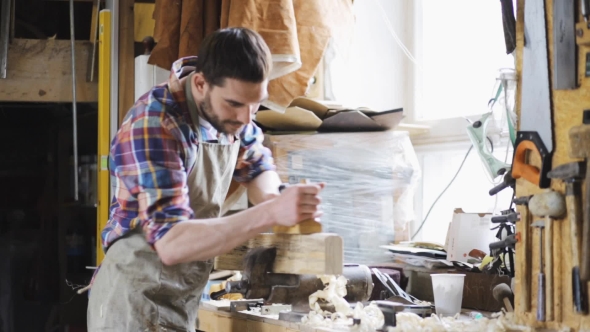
[{"x1": 268, "y1": 182, "x2": 325, "y2": 227}]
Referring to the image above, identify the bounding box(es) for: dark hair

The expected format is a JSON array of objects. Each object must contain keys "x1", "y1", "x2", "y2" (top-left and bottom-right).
[{"x1": 196, "y1": 27, "x2": 272, "y2": 87}]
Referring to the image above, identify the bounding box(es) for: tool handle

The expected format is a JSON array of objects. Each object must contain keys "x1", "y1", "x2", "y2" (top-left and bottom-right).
[
  {"x1": 491, "y1": 215, "x2": 509, "y2": 223},
  {"x1": 572, "y1": 266, "x2": 586, "y2": 313},
  {"x1": 519, "y1": 218, "x2": 531, "y2": 313},
  {"x1": 489, "y1": 235, "x2": 517, "y2": 250},
  {"x1": 489, "y1": 180, "x2": 510, "y2": 196},
  {"x1": 545, "y1": 217, "x2": 553, "y2": 321},
  {"x1": 581, "y1": 162, "x2": 590, "y2": 281},
  {"x1": 503, "y1": 297, "x2": 514, "y2": 312},
  {"x1": 537, "y1": 273, "x2": 546, "y2": 321},
  {"x1": 512, "y1": 140, "x2": 541, "y2": 185},
  {"x1": 567, "y1": 186, "x2": 582, "y2": 267},
  {"x1": 511, "y1": 133, "x2": 552, "y2": 188}
]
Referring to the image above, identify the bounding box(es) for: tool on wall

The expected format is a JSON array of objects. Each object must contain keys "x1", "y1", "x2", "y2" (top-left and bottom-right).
[
  {"x1": 577, "y1": 0, "x2": 590, "y2": 76},
  {"x1": 493, "y1": 283, "x2": 514, "y2": 312},
  {"x1": 513, "y1": 195, "x2": 532, "y2": 313},
  {"x1": 489, "y1": 209, "x2": 518, "y2": 278},
  {"x1": 569, "y1": 111, "x2": 590, "y2": 285},
  {"x1": 512, "y1": 0, "x2": 554, "y2": 189},
  {"x1": 553, "y1": 0, "x2": 577, "y2": 90},
  {"x1": 466, "y1": 113, "x2": 511, "y2": 184},
  {"x1": 531, "y1": 219, "x2": 546, "y2": 322},
  {"x1": 529, "y1": 191, "x2": 567, "y2": 322},
  {"x1": 500, "y1": 0, "x2": 516, "y2": 54},
  {"x1": 548, "y1": 162, "x2": 586, "y2": 314},
  {"x1": 582, "y1": 0, "x2": 590, "y2": 23},
  {"x1": 69, "y1": 0, "x2": 79, "y2": 201}
]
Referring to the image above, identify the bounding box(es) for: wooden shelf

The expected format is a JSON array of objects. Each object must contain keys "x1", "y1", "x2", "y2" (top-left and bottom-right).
[{"x1": 0, "y1": 39, "x2": 98, "y2": 103}]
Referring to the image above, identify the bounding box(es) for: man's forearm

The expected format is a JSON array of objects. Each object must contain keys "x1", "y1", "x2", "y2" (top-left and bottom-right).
[
  {"x1": 244, "y1": 170, "x2": 281, "y2": 205},
  {"x1": 154, "y1": 200, "x2": 275, "y2": 265}
]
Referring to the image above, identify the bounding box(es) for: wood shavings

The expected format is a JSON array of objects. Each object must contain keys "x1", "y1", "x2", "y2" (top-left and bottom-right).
[
  {"x1": 309, "y1": 275, "x2": 351, "y2": 315},
  {"x1": 302, "y1": 275, "x2": 384, "y2": 331},
  {"x1": 387, "y1": 311, "x2": 533, "y2": 332}
]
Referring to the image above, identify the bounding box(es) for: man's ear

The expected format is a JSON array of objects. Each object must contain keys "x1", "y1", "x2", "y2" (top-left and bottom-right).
[{"x1": 192, "y1": 72, "x2": 207, "y2": 97}]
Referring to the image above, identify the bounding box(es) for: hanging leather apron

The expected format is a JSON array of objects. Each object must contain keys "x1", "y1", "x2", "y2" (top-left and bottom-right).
[{"x1": 87, "y1": 74, "x2": 241, "y2": 331}]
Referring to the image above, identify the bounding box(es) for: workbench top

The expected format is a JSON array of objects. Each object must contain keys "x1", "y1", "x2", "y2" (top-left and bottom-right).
[{"x1": 198, "y1": 301, "x2": 336, "y2": 332}]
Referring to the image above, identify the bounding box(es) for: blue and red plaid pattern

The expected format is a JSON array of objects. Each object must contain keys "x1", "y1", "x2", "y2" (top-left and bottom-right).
[{"x1": 100, "y1": 56, "x2": 275, "y2": 252}]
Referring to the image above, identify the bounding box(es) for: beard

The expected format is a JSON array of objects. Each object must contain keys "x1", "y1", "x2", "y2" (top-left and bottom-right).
[{"x1": 198, "y1": 92, "x2": 244, "y2": 136}]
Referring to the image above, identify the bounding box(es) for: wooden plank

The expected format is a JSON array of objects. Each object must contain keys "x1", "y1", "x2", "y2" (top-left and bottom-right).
[
  {"x1": 89, "y1": 0, "x2": 99, "y2": 41},
  {"x1": 118, "y1": 0, "x2": 135, "y2": 125},
  {"x1": 214, "y1": 233, "x2": 343, "y2": 275},
  {"x1": 134, "y1": 3, "x2": 155, "y2": 42},
  {"x1": 0, "y1": 39, "x2": 97, "y2": 102},
  {"x1": 198, "y1": 309, "x2": 248, "y2": 332}
]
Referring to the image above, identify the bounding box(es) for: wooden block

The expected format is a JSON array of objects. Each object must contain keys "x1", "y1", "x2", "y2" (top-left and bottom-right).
[
  {"x1": 214, "y1": 233, "x2": 343, "y2": 275},
  {"x1": 272, "y1": 219, "x2": 322, "y2": 234}
]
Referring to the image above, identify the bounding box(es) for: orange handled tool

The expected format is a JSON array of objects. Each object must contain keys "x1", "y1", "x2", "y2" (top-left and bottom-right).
[{"x1": 511, "y1": 132, "x2": 552, "y2": 188}]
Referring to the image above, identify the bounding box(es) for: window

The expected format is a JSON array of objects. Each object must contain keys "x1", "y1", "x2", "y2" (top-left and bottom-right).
[
  {"x1": 325, "y1": 0, "x2": 517, "y2": 244},
  {"x1": 415, "y1": 0, "x2": 516, "y2": 122}
]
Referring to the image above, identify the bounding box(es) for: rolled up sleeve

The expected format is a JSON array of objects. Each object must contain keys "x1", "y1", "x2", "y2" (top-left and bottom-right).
[
  {"x1": 233, "y1": 122, "x2": 276, "y2": 183},
  {"x1": 113, "y1": 108, "x2": 192, "y2": 245}
]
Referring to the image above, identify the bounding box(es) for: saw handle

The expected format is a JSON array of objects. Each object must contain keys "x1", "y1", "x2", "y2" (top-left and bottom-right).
[
  {"x1": 511, "y1": 132, "x2": 552, "y2": 188},
  {"x1": 512, "y1": 140, "x2": 541, "y2": 185}
]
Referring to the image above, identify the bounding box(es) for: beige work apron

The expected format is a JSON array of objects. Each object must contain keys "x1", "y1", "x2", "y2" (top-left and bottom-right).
[{"x1": 87, "y1": 74, "x2": 241, "y2": 331}]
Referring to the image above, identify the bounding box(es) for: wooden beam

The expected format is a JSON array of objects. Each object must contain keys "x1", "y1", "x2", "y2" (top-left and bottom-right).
[
  {"x1": 0, "y1": 39, "x2": 97, "y2": 102},
  {"x1": 214, "y1": 233, "x2": 344, "y2": 275},
  {"x1": 134, "y1": 3, "x2": 155, "y2": 42},
  {"x1": 118, "y1": 0, "x2": 134, "y2": 125},
  {"x1": 89, "y1": 0, "x2": 99, "y2": 41}
]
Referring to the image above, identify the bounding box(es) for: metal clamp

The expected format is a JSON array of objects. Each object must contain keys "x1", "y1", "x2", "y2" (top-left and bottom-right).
[{"x1": 261, "y1": 304, "x2": 292, "y2": 315}]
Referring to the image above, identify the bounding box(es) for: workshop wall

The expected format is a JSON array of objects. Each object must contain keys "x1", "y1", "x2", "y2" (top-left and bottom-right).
[{"x1": 513, "y1": 0, "x2": 590, "y2": 330}]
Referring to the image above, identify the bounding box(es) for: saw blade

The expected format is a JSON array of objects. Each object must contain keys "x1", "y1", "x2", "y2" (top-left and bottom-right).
[{"x1": 520, "y1": 0, "x2": 553, "y2": 153}]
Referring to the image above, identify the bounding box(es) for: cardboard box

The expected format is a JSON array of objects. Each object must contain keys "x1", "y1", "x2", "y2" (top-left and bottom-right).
[
  {"x1": 445, "y1": 209, "x2": 497, "y2": 263},
  {"x1": 255, "y1": 97, "x2": 404, "y2": 132}
]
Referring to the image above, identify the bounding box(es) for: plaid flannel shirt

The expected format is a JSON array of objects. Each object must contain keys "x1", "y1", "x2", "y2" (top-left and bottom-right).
[{"x1": 101, "y1": 56, "x2": 275, "y2": 252}]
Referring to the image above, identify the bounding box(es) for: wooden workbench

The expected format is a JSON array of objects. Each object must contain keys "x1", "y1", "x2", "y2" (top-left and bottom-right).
[
  {"x1": 196, "y1": 300, "x2": 510, "y2": 332},
  {"x1": 197, "y1": 301, "x2": 335, "y2": 332}
]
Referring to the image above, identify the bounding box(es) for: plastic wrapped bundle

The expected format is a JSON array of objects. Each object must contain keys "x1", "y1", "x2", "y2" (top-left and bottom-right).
[{"x1": 263, "y1": 131, "x2": 421, "y2": 263}]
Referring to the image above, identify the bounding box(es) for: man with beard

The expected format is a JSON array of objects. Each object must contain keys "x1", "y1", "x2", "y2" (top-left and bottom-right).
[{"x1": 87, "y1": 27, "x2": 324, "y2": 331}]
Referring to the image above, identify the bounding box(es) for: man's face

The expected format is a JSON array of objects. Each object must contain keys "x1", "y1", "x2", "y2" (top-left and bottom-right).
[{"x1": 192, "y1": 74, "x2": 268, "y2": 136}]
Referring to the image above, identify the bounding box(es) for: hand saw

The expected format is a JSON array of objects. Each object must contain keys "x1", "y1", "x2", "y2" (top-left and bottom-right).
[{"x1": 511, "y1": 0, "x2": 553, "y2": 188}]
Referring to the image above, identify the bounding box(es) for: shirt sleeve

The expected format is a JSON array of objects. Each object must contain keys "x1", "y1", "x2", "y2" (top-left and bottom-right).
[
  {"x1": 233, "y1": 121, "x2": 276, "y2": 182},
  {"x1": 111, "y1": 104, "x2": 192, "y2": 245}
]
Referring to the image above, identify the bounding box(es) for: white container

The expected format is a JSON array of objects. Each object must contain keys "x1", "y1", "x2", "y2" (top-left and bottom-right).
[{"x1": 431, "y1": 274, "x2": 466, "y2": 316}]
